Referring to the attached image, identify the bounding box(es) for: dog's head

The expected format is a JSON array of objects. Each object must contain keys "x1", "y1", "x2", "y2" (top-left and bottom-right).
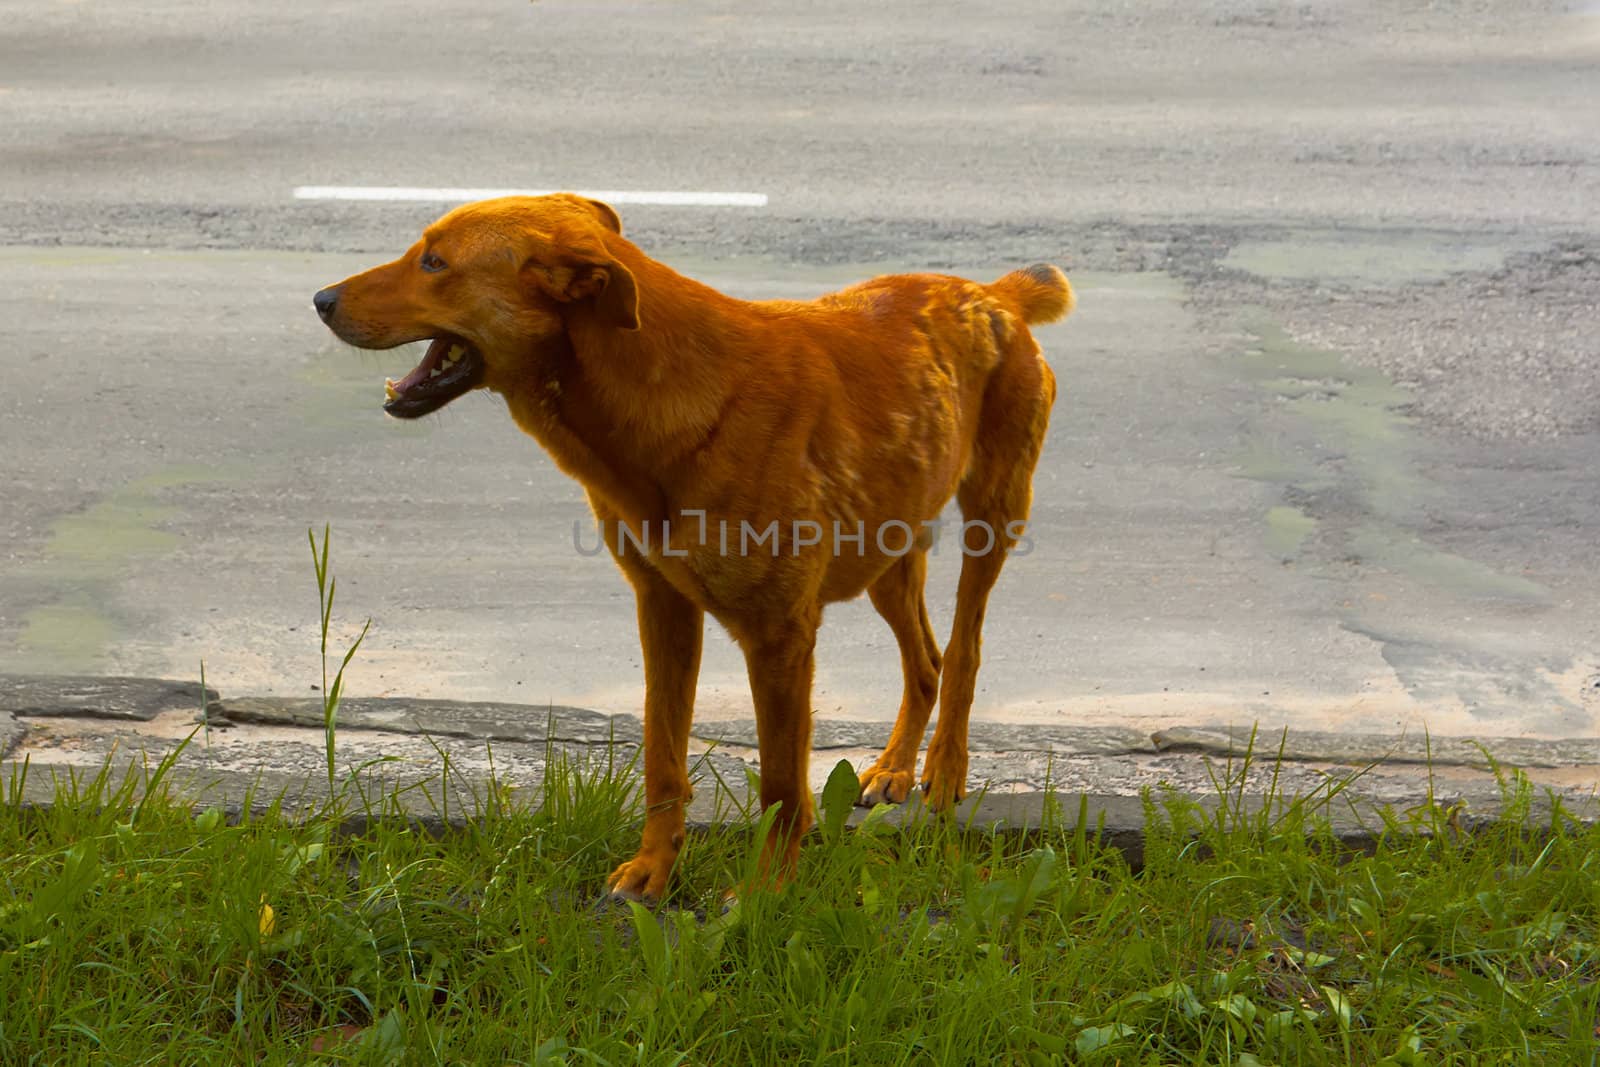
[{"x1": 313, "y1": 193, "x2": 639, "y2": 418}]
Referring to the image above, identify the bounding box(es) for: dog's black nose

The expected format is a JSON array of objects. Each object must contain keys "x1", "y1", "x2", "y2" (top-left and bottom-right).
[{"x1": 313, "y1": 287, "x2": 339, "y2": 323}]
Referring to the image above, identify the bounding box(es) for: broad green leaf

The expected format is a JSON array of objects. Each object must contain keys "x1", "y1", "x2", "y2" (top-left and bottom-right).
[
  {"x1": 1321, "y1": 985, "x2": 1352, "y2": 1029},
  {"x1": 629, "y1": 901, "x2": 671, "y2": 984},
  {"x1": 1074, "y1": 1024, "x2": 1135, "y2": 1055},
  {"x1": 820, "y1": 759, "x2": 859, "y2": 843}
]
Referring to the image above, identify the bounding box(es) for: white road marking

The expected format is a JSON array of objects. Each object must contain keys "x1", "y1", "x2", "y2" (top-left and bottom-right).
[{"x1": 293, "y1": 186, "x2": 767, "y2": 207}]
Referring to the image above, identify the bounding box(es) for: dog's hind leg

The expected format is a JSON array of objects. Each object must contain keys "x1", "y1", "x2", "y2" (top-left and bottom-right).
[
  {"x1": 606, "y1": 548, "x2": 705, "y2": 904},
  {"x1": 856, "y1": 549, "x2": 943, "y2": 806},
  {"x1": 921, "y1": 355, "x2": 1056, "y2": 811}
]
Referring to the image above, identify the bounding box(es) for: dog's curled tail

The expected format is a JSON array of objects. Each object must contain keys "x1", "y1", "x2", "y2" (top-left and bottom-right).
[{"x1": 990, "y1": 263, "x2": 1075, "y2": 325}]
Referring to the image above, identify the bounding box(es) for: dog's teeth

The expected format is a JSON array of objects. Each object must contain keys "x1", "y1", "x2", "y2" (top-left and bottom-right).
[
  {"x1": 447, "y1": 344, "x2": 465, "y2": 362},
  {"x1": 429, "y1": 367, "x2": 442, "y2": 378},
  {"x1": 384, "y1": 378, "x2": 399, "y2": 400}
]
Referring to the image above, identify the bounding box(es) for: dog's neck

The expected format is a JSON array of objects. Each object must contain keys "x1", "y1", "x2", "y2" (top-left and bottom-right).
[
  {"x1": 506, "y1": 243, "x2": 752, "y2": 527},
  {"x1": 567, "y1": 244, "x2": 746, "y2": 448}
]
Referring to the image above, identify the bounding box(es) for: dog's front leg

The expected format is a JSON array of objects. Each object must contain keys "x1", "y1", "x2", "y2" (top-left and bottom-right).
[
  {"x1": 606, "y1": 564, "x2": 704, "y2": 904},
  {"x1": 738, "y1": 606, "x2": 822, "y2": 891}
]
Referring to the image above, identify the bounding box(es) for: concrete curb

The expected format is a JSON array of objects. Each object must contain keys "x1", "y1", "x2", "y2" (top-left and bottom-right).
[
  {"x1": 8, "y1": 756, "x2": 1593, "y2": 877},
  {"x1": 5, "y1": 673, "x2": 1598, "y2": 871}
]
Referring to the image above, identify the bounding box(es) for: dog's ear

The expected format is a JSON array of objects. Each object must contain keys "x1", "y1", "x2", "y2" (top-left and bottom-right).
[
  {"x1": 525, "y1": 240, "x2": 640, "y2": 331},
  {"x1": 548, "y1": 193, "x2": 623, "y2": 235},
  {"x1": 583, "y1": 198, "x2": 623, "y2": 235},
  {"x1": 566, "y1": 254, "x2": 640, "y2": 330}
]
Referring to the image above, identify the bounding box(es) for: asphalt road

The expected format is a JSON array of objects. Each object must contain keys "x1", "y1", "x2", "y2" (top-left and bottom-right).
[{"x1": 2, "y1": 0, "x2": 1597, "y2": 742}]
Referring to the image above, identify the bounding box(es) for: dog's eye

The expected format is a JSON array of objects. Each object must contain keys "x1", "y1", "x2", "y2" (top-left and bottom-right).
[{"x1": 420, "y1": 252, "x2": 447, "y2": 274}]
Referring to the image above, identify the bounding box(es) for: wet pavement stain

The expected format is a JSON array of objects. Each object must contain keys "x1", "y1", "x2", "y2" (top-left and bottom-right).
[
  {"x1": 1347, "y1": 525, "x2": 1550, "y2": 606},
  {"x1": 1222, "y1": 231, "x2": 1525, "y2": 288},
  {"x1": 1238, "y1": 318, "x2": 1425, "y2": 523},
  {"x1": 17, "y1": 604, "x2": 118, "y2": 672},
  {"x1": 1264, "y1": 504, "x2": 1316, "y2": 561},
  {"x1": 39, "y1": 494, "x2": 179, "y2": 577},
  {"x1": 1232, "y1": 313, "x2": 1573, "y2": 720},
  {"x1": 12, "y1": 466, "x2": 229, "y2": 671},
  {"x1": 1236, "y1": 316, "x2": 1550, "y2": 604}
]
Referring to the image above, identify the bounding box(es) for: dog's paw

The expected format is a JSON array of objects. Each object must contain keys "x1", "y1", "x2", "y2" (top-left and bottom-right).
[
  {"x1": 920, "y1": 775, "x2": 967, "y2": 812},
  {"x1": 919, "y1": 745, "x2": 969, "y2": 812},
  {"x1": 856, "y1": 764, "x2": 917, "y2": 807},
  {"x1": 607, "y1": 852, "x2": 674, "y2": 906}
]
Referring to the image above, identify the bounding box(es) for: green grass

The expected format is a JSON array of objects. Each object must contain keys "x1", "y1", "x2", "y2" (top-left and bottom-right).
[{"x1": 2, "y1": 744, "x2": 1599, "y2": 1065}]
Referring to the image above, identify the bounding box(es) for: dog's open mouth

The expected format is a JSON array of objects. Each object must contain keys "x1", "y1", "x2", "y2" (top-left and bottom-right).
[{"x1": 382, "y1": 335, "x2": 485, "y2": 418}]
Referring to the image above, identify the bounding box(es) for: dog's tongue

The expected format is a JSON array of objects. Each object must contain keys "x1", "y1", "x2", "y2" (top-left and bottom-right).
[{"x1": 387, "y1": 337, "x2": 451, "y2": 397}]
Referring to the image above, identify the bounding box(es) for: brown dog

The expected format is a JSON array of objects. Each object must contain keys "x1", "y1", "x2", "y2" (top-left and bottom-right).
[{"x1": 314, "y1": 194, "x2": 1072, "y2": 901}]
